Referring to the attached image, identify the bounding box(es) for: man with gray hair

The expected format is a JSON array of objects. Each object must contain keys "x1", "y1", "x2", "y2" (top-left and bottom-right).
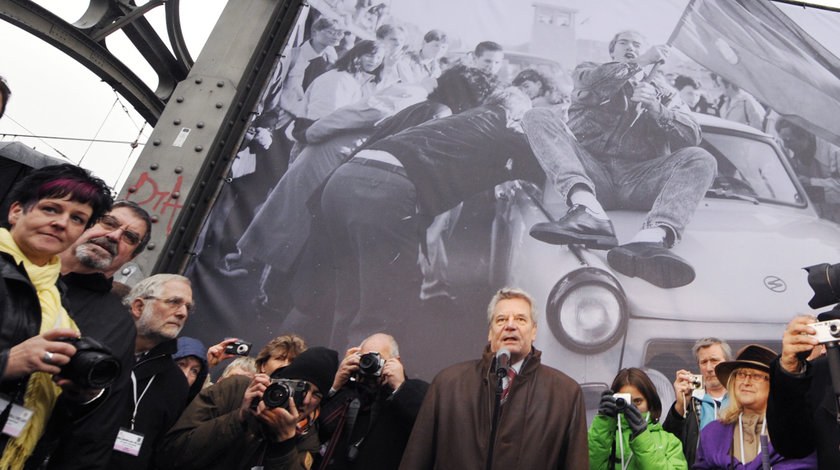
[
  {"x1": 107, "y1": 274, "x2": 193, "y2": 470},
  {"x1": 399, "y1": 287, "x2": 588, "y2": 469},
  {"x1": 319, "y1": 333, "x2": 428, "y2": 469},
  {"x1": 662, "y1": 337, "x2": 733, "y2": 466}
]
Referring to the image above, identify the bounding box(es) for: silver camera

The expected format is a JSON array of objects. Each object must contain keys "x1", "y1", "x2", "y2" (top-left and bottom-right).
[
  {"x1": 808, "y1": 319, "x2": 840, "y2": 343},
  {"x1": 613, "y1": 392, "x2": 632, "y2": 410},
  {"x1": 688, "y1": 374, "x2": 703, "y2": 390}
]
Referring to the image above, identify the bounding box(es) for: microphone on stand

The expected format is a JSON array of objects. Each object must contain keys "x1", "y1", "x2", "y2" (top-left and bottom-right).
[{"x1": 496, "y1": 348, "x2": 510, "y2": 378}]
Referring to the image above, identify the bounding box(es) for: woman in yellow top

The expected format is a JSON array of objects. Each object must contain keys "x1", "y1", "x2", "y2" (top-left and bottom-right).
[{"x1": 0, "y1": 163, "x2": 112, "y2": 468}]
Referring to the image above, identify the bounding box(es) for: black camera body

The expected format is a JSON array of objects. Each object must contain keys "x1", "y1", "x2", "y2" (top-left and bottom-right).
[
  {"x1": 263, "y1": 378, "x2": 310, "y2": 410},
  {"x1": 358, "y1": 352, "x2": 385, "y2": 377},
  {"x1": 224, "y1": 340, "x2": 252, "y2": 356},
  {"x1": 57, "y1": 337, "x2": 121, "y2": 389},
  {"x1": 805, "y1": 263, "x2": 840, "y2": 311}
]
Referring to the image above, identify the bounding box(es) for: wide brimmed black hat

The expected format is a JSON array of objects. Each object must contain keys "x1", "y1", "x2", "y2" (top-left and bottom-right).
[{"x1": 714, "y1": 344, "x2": 777, "y2": 386}]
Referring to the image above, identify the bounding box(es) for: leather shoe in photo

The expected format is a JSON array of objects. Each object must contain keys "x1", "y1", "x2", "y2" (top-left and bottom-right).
[
  {"x1": 529, "y1": 205, "x2": 618, "y2": 249},
  {"x1": 607, "y1": 242, "x2": 695, "y2": 288}
]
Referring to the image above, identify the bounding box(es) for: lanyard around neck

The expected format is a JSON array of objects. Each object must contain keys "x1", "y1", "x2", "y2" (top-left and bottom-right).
[{"x1": 130, "y1": 371, "x2": 155, "y2": 431}]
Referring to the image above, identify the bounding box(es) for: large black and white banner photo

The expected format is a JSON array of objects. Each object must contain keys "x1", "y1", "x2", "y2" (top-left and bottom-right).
[{"x1": 183, "y1": 0, "x2": 840, "y2": 415}]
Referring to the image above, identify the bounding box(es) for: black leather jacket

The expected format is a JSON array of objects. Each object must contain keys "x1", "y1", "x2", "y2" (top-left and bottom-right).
[{"x1": 0, "y1": 252, "x2": 45, "y2": 402}]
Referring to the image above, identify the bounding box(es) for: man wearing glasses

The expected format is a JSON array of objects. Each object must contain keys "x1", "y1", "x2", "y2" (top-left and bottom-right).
[
  {"x1": 105, "y1": 273, "x2": 194, "y2": 470},
  {"x1": 27, "y1": 201, "x2": 153, "y2": 470}
]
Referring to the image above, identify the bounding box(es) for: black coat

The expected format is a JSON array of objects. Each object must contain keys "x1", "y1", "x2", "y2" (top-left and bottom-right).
[
  {"x1": 108, "y1": 339, "x2": 190, "y2": 470},
  {"x1": 768, "y1": 355, "x2": 840, "y2": 470},
  {"x1": 27, "y1": 272, "x2": 138, "y2": 470},
  {"x1": 661, "y1": 395, "x2": 704, "y2": 467},
  {"x1": 318, "y1": 378, "x2": 429, "y2": 470},
  {"x1": 0, "y1": 252, "x2": 43, "y2": 402}
]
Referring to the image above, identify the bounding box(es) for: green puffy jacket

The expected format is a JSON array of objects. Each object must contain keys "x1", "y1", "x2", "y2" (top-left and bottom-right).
[{"x1": 588, "y1": 413, "x2": 688, "y2": 470}]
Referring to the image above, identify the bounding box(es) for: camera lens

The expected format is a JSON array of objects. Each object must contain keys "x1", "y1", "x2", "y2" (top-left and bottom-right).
[
  {"x1": 615, "y1": 397, "x2": 627, "y2": 409},
  {"x1": 236, "y1": 344, "x2": 249, "y2": 355},
  {"x1": 263, "y1": 383, "x2": 291, "y2": 409}
]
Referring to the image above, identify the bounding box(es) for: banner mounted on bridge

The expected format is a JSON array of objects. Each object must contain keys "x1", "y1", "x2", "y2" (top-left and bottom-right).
[{"x1": 180, "y1": 0, "x2": 840, "y2": 411}]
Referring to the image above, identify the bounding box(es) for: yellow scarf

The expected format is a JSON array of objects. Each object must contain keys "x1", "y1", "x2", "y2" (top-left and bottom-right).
[{"x1": 0, "y1": 228, "x2": 79, "y2": 469}]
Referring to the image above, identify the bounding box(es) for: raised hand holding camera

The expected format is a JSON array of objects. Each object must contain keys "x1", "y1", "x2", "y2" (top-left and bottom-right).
[{"x1": 597, "y1": 390, "x2": 619, "y2": 418}]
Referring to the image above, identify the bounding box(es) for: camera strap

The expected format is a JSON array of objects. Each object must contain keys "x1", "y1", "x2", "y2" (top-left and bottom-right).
[{"x1": 130, "y1": 372, "x2": 155, "y2": 431}]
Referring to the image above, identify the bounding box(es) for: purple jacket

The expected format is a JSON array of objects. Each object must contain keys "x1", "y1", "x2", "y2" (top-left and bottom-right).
[{"x1": 694, "y1": 420, "x2": 817, "y2": 469}]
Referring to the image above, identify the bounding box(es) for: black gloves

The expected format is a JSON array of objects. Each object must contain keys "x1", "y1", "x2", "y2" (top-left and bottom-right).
[
  {"x1": 623, "y1": 402, "x2": 648, "y2": 439},
  {"x1": 597, "y1": 390, "x2": 618, "y2": 418}
]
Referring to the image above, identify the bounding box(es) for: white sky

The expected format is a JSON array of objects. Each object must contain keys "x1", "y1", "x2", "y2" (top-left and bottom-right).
[{"x1": 1, "y1": 0, "x2": 839, "y2": 191}]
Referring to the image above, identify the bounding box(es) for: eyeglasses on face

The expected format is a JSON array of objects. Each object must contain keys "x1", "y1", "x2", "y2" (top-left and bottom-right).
[
  {"x1": 735, "y1": 370, "x2": 769, "y2": 383},
  {"x1": 98, "y1": 215, "x2": 142, "y2": 246},
  {"x1": 144, "y1": 296, "x2": 195, "y2": 313}
]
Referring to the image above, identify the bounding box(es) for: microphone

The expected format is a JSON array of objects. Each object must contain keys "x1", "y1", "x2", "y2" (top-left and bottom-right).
[{"x1": 495, "y1": 348, "x2": 510, "y2": 378}]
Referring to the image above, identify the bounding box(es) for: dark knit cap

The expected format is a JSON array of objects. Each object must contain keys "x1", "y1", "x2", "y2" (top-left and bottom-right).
[{"x1": 275, "y1": 346, "x2": 338, "y2": 394}]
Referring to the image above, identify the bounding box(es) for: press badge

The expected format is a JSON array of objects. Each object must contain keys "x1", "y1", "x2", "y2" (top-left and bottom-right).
[
  {"x1": 2, "y1": 404, "x2": 33, "y2": 438},
  {"x1": 114, "y1": 427, "x2": 144, "y2": 456}
]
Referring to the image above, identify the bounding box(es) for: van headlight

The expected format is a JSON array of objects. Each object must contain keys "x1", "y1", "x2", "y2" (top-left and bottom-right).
[{"x1": 546, "y1": 268, "x2": 628, "y2": 353}]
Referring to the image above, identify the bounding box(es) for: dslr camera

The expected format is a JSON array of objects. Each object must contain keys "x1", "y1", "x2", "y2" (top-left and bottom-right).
[
  {"x1": 358, "y1": 351, "x2": 385, "y2": 377},
  {"x1": 805, "y1": 263, "x2": 840, "y2": 342},
  {"x1": 689, "y1": 374, "x2": 703, "y2": 390},
  {"x1": 613, "y1": 392, "x2": 632, "y2": 411},
  {"x1": 224, "y1": 340, "x2": 252, "y2": 356},
  {"x1": 262, "y1": 378, "x2": 310, "y2": 410},
  {"x1": 57, "y1": 337, "x2": 121, "y2": 389}
]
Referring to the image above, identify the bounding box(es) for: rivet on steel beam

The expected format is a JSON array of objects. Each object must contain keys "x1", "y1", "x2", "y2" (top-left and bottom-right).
[
  {"x1": 146, "y1": 242, "x2": 155, "y2": 250},
  {"x1": 173, "y1": 119, "x2": 181, "y2": 125},
  {"x1": 215, "y1": 102, "x2": 224, "y2": 109},
  {"x1": 176, "y1": 96, "x2": 184, "y2": 103},
  {"x1": 216, "y1": 81, "x2": 224, "y2": 88},
  {"x1": 121, "y1": 267, "x2": 131, "y2": 275},
  {"x1": 194, "y1": 145, "x2": 203, "y2": 152},
  {"x1": 150, "y1": 163, "x2": 159, "y2": 171},
  {"x1": 174, "y1": 166, "x2": 183, "y2": 174},
  {"x1": 172, "y1": 192, "x2": 181, "y2": 199},
  {"x1": 150, "y1": 215, "x2": 159, "y2": 223},
  {"x1": 195, "y1": 78, "x2": 203, "y2": 84},
  {"x1": 127, "y1": 187, "x2": 137, "y2": 193},
  {"x1": 152, "y1": 139, "x2": 161, "y2": 146},
  {"x1": 196, "y1": 122, "x2": 205, "y2": 129}
]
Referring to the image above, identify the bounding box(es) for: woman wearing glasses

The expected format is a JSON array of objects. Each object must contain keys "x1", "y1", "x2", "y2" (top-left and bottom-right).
[{"x1": 694, "y1": 344, "x2": 817, "y2": 469}]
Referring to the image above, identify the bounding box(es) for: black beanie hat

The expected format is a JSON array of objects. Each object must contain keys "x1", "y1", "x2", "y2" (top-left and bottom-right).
[{"x1": 275, "y1": 346, "x2": 339, "y2": 394}]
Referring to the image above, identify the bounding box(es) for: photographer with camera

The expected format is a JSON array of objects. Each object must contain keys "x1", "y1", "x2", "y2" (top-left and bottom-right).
[
  {"x1": 767, "y1": 314, "x2": 839, "y2": 469},
  {"x1": 0, "y1": 164, "x2": 113, "y2": 468},
  {"x1": 589, "y1": 368, "x2": 687, "y2": 469},
  {"x1": 159, "y1": 342, "x2": 338, "y2": 470},
  {"x1": 318, "y1": 333, "x2": 428, "y2": 470},
  {"x1": 662, "y1": 338, "x2": 732, "y2": 466},
  {"x1": 694, "y1": 344, "x2": 817, "y2": 468}
]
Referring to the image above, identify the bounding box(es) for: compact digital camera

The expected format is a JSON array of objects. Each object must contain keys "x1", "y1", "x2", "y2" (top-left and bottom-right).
[
  {"x1": 224, "y1": 340, "x2": 252, "y2": 356},
  {"x1": 808, "y1": 319, "x2": 840, "y2": 344},
  {"x1": 689, "y1": 374, "x2": 703, "y2": 390},
  {"x1": 613, "y1": 392, "x2": 632, "y2": 410}
]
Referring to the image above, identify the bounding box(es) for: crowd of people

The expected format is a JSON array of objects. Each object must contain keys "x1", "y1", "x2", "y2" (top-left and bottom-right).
[{"x1": 0, "y1": 173, "x2": 834, "y2": 469}]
